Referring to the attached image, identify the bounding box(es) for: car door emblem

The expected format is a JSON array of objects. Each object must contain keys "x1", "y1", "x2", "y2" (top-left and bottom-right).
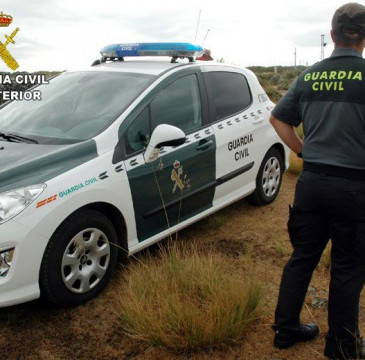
[{"x1": 171, "y1": 160, "x2": 184, "y2": 193}]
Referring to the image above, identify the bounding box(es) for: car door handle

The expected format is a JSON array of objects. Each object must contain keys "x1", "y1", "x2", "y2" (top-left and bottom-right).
[
  {"x1": 196, "y1": 139, "x2": 213, "y2": 151},
  {"x1": 253, "y1": 117, "x2": 264, "y2": 124}
]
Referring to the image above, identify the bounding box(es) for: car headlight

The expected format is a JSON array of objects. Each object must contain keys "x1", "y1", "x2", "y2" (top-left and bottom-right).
[{"x1": 0, "y1": 184, "x2": 46, "y2": 224}]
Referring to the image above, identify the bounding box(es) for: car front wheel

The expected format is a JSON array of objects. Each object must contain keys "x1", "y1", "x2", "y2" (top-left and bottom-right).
[
  {"x1": 248, "y1": 147, "x2": 284, "y2": 206},
  {"x1": 39, "y1": 208, "x2": 118, "y2": 307}
]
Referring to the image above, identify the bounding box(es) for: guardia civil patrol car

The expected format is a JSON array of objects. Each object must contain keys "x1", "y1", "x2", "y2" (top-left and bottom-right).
[{"x1": 0, "y1": 43, "x2": 289, "y2": 307}]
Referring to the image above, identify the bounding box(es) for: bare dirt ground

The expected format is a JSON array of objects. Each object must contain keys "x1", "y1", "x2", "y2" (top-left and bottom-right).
[{"x1": 1, "y1": 172, "x2": 363, "y2": 360}]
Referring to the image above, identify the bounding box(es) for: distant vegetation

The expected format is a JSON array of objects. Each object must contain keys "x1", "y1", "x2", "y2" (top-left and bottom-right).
[
  {"x1": 249, "y1": 65, "x2": 307, "y2": 103},
  {"x1": 248, "y1": 66, "x2": 307, "y2": 174}
]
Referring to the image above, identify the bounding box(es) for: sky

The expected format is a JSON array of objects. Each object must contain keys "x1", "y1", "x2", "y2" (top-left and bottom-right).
[{"x1": 0, "y1": 0, "x2": 358, "y2": 72}]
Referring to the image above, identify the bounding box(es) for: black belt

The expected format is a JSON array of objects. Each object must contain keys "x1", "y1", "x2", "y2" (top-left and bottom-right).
[{"x1": 303, "y1": 162, "x2": 365, "y2": 180}]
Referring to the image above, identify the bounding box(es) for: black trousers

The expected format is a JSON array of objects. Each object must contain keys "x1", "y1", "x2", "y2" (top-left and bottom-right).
[{"x1": 275, "y1": 169, "x2": 365, "y2": 343}]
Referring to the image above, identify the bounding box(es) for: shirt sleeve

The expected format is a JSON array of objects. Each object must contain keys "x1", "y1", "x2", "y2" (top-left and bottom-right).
[{"x1": 271, "y1": 80, "x2": 302, "y2": 127}]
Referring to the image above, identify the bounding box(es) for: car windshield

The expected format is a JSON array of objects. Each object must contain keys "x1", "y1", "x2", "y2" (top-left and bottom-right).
[{"x1": 0, "y1": 71, "x2": 155, "y2": 144}]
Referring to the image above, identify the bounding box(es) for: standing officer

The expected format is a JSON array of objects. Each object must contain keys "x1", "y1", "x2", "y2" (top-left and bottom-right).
[{"x1": 269, "y1": 3, "x2": 365, "y2": 359}]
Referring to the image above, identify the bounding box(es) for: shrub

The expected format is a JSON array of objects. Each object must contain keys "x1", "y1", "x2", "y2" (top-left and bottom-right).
[
  {"x1": 257, "y1": 76, "x2": 269, "y2": 89},
  {"x1": 277, "y1": 70, "x2": 298, "y2": 91},
  {"x1": 265, "y1": 85, "x2": 283, "y2": 103},
  {"x1": 113, "y1": 243, "x2": 262, "y2": 352},
  {"x1": 268, "y1": 72, "x2": 281, "y2": 86}
]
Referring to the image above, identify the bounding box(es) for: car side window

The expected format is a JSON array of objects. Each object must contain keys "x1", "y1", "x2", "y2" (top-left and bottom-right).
[
  {"x1": 150, "y1": 74, "x2": 202, "y2": 133},
  {"x1": 207, "y1": 72, "x2": 251, "y2": 121},
  {"x1": 124, "y1": 74, "x2": 202, "y2": 156},
  {"x1": 125, "y1": 107, "x2": 150, "y2": 155}
]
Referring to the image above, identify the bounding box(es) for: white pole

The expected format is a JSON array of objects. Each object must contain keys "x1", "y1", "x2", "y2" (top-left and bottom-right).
[{"x1": 194, "y1": 10, "x2": 201, "y2": 43}]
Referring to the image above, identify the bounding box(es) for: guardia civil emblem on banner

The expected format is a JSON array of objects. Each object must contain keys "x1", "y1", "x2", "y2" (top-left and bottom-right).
[{"x1": 0, "y1": 11, "x2": 19, "y2": 70}]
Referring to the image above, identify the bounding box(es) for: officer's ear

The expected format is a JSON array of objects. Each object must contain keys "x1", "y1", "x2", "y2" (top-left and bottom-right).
[
  {"x1": 361, "y1": 36, "x2": 365, "y2": 51},
  {"x1": 330, "y1": 30, "x2": 336, "y2": 43}
]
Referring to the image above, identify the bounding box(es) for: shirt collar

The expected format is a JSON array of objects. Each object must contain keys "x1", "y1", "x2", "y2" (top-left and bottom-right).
[{"x1": 330, "y1": 48, "x2": 363, "y2": 58}]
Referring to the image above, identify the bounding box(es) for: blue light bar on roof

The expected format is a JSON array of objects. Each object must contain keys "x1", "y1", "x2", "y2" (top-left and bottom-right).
[{"x1": 100, "y1": 42, "x2": 204, "y2": 59}]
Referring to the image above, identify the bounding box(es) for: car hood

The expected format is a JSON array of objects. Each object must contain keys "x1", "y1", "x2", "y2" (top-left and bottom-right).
[{"x1": 0, "y1": 140, "x2": 98, "y2": 192}]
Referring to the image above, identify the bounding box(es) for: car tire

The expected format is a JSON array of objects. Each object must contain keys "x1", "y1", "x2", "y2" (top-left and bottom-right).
[
  {"x1": 248, "y1": 147, "x2": 284, "y2": 206},
  {"x1": 39, "y1": 208, "x2": 118, "y2": 307}
]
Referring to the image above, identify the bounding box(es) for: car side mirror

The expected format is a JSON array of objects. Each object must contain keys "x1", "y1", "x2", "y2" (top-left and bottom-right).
[{"x1": 144, "y1": 124, "x2": 186, "y2": 163}]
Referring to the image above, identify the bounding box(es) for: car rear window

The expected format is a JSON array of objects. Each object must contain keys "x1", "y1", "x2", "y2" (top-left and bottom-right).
[{"x1": 206, "y1": 72, "x2": 251, "y2": 121}]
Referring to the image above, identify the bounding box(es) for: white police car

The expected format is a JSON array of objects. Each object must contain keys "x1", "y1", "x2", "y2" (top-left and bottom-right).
[{"x1": 0, "y1": 43, "x2": 289, "y2": 307}]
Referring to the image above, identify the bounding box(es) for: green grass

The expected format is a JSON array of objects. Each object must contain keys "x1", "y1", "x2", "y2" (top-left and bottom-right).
[
  {"x1": 204, "y1": 213, "x2": 229, "y2": 229},
  {"x1": 113, "y1": 243, "x2": 263, "y2": 352}
]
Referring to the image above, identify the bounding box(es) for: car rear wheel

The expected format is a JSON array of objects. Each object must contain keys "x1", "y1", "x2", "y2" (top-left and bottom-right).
[
  {"x1": 39, "y1": 208, "x2": 118, "y2": 307},
  {"x1": 248, "y1": 147, "x2": 284, "y2": 206}
]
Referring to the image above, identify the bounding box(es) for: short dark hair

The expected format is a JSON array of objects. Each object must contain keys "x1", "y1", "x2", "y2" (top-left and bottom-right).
[
  {"x1": 332, "y1": 3, "x2": 365, "y2": 45},
  {"x1": 333, "y1": 27, "x2": 365, "y2": 46}
]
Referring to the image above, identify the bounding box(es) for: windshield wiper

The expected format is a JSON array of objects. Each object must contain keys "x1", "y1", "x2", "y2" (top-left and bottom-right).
[{"x1": 0, "y1": 132, "x2": 38, "y2": 144}]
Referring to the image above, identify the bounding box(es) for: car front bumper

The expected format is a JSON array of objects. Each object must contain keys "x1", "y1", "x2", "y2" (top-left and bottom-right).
[{"x1": 0, "y1": 219, "x2": 49, "y2": 307}]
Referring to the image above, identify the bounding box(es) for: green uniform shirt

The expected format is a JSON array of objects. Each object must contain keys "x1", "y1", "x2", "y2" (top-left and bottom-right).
[{"x1": 272, "y1": 48, "x2": 365, "y2": 170}]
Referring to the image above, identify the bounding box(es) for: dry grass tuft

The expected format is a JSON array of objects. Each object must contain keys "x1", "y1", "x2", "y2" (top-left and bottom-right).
[{"x1": 113, "y1": 243, "x2": 263, "y2": 353}]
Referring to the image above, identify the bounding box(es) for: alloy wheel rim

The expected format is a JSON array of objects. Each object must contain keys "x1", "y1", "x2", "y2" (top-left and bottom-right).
[
  {"x1": 261, "y1": 157, "x2": 281, "y2": 198},
  {"x1": 61, "y1": 228, "x2": 111, "y2": 294}
]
